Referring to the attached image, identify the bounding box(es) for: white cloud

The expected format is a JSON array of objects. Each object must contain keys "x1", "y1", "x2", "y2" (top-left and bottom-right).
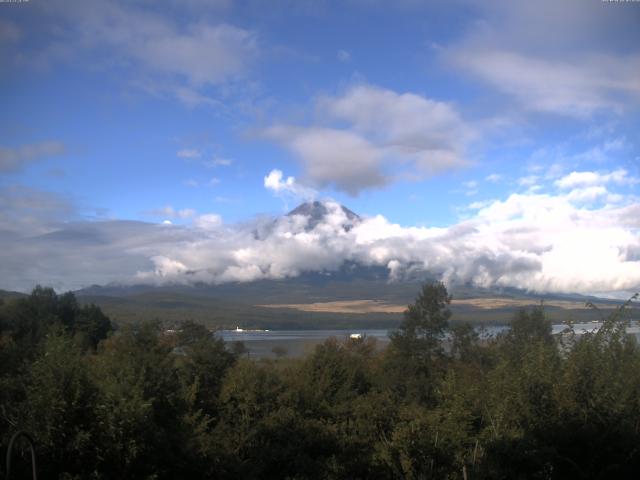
[
  {"x1": 1, "y1": 190, "x2": 638, "y2": 295},
  {"x1": 151, "y1": 205, "x2": 196, "y2": 219},
  {"x1": 449, "y1": 0, "x2": 640, "y2": 117},
  {"x1": 555, "y1": 169, "x2": 635, "y2": 189},
  {"x1": 138, "y1": 23, "x2": 256, "y2": 86},
  {"x1": 0, "y1": 141, "x2": 66, "y2": 173},
  {"x1": 264, "y1": 169, "x2": 316, "y2": 202},
  {"x1": 177, "y1": 148, "x2": 201, "y2": 159},
  {"x1": 454, "y1": 50, "x2": 640, "y2": 117},
  {"x1": 468, "y1": 199, "x2": 495, "y2": 210},
  {"x1": 564, "y1": 186, "x2": 622, "y2": 205},
  {"x1": 485, "y1": 173, "x2": 502, "y2": 182},
  {"x1": 337, "y1": 49, "x2": 351, "y2": 62},
  {"x1": 142, "y1": 256, "x2": 189, "y2": 279},
  {"x1": 463, "y1": 180, "x2": 478, "y2": 196},
  {"x1": 570, "y1": 137, "x2": 628, "y2": 164},
  {"x1": 0, "y1": 185, "x2": 74, "y2": 235},
  {"x1": 321, "y1": 85, "x2": 472, "y2": 162},
  {"x1": 263, "y1": 85, "x2": 473, "y2": 195},
  {"x1": 264, "y1": 126, "x2": 386, "y2": 195},
  {"x1": 193, "y1": 213, "x2": 223, "y2": 230},
  {"x1": 19, "y1": 0, "x2": 258, "y2": 106},
  {"x1": 205, "y1": 157, "x2": 233, "y2": 167},
  {"x1": 264, "y1": 169, "x2": 291, "y2": 193},
  {"x1": 517, "y1": 175, "x2": 539, "y2": 187}
]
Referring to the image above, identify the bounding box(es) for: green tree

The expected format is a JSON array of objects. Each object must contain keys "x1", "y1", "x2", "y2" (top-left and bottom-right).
[
  {"x1": 75, "y1": 303, "x2": 112, "y2": 349},
  {"x1": 385, "y1": 281, "x2": 452, "y2": 403},
  {"x1": 174, "y1": 320, "x2": 236, "y2": 417},
  {"x1": 89, "y1": 321, "x2": 200, "y2": 479},
  {"x1": 297, "y1": 337, "x2": 373, "y2": 417},
  {"x1": 19, "y1": 330, "x2": 100, "y2": 478},
  {"x1": 0, "y1": 286, "x2": 112, "y2": 354},
  {"x1": 450, "y1": 323, "x2": 480, "y2": 363},
  {"x1": 506, "y1": 305, "x2": 553, "y2": 351},
  {"x1": 390, "y1": 281, "x2": 452, "y2": 358}
]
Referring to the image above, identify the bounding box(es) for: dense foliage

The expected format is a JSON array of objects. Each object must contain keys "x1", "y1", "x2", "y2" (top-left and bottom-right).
[{"x1": 1, "y1": 284, "x2": 639, "y2": 479}]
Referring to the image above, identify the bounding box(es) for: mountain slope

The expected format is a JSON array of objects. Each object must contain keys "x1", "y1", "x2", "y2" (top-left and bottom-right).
[{"x1": 287, "y1": 201, "x2": 360, "y2": 230}]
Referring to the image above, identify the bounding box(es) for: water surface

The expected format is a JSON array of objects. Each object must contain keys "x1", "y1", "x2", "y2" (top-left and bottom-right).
[{"x1": 217, "y1": 321, "x2": 640, "y2": 359}]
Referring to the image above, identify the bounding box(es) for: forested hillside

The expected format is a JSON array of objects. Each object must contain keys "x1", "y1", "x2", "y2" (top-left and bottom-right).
[{"x1": 1, "y1": 284, "x2": 639, "y2": 479}]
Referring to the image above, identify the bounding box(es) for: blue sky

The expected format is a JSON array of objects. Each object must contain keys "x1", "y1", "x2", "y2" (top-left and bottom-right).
[{"x1": 1, "y1": 0, "x2": 639, "y2": 294}]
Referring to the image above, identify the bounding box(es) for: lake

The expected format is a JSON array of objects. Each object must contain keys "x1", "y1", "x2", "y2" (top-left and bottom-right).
[
  {"x1": 218, "y1": 328, "x2": 392, "y2": 358},
  {"x1": 217, "y1": 321, "x2": 640, "y2": 359}
]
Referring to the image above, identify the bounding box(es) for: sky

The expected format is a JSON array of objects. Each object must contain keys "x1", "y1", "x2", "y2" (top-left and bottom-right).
[{"x1": 0, "y1": 0, "x2": 639, "y2": 296}]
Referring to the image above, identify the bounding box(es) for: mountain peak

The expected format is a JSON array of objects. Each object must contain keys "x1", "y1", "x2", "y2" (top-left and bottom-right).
[{"x1": 287, "y1": 201, "x2": 360, "y2": 230}]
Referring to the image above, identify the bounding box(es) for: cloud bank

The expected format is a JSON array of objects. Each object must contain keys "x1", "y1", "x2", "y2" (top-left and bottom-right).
[{"x1": 1, "y1": 169, "x2": 638, "y2": 296}]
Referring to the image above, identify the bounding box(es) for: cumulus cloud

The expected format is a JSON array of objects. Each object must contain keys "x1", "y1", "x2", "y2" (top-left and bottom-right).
[
  {"x1": 564, "y1": 186, "x2": 620, "y2": 205},
  {"x1": 264, "y1": 126, "x2": 386, "y2": 195},
  {"x1": 1, "y1": 184, "x2": 639, "y2": 296},
  {"x1": 130, "y1": 182, "x2": 640, "y2": 296},
  {"x1": 320, "y1": 85, "x2": 473, "y2": 153},
  {"x1": 264, "y1": 169, "x2": 317, "y2": 204},
  {"x1": 263, "y1": 85, "x2": 473, "y2": 195},
  {"x1": 0, "y1": 141, "x2": 66, "y2": 173}
]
